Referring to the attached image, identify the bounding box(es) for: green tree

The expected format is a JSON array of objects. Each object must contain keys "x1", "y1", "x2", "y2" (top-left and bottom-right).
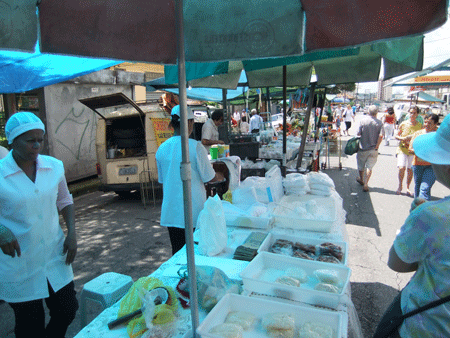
[{"x1": 327, "y1": 83, "x2": 356, "y2": 94}]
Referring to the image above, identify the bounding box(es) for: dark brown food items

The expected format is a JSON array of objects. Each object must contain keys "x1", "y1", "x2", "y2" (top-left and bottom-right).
[
  {"x1": 316, "y1": 254, "x2": 341, "y2": 264},
  {"x1": 318, "y1": 242, "x2": 343, "y2": 261}
]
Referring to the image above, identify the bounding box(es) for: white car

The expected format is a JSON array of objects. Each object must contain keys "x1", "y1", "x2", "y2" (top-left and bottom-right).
[{"x1": 271, "y1": 113, "x2": 284, "y2": 128}]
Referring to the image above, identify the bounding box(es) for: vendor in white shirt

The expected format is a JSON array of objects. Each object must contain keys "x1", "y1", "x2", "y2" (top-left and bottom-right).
[
  {"x1": 0, "y1": 112, "x2": 78, "y2": 338},
  {"x1": 249, "y1": 108, "x2": 263, "y2": 133},
  {"x1": 201, "y1": 109, "x2": 225, "y2": 152}
]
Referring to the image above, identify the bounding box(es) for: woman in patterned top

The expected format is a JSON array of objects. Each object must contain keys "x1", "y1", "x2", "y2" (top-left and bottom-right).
[{"x1": 374, "y1": 114, "x2": 450, "y2": 338}]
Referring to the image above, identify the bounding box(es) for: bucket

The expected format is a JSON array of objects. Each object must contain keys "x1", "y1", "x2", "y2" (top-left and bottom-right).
[
  {"x1": 210, "y1": 145, "x2": 218, "y2": 159},
  {"x1": 108, "y1": 148, "x2": 115, "y2": 159}
]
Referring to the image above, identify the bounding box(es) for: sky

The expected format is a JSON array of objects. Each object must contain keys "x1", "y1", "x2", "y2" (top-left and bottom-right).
[{"x1": 357, "y1": 14, "x2": 450, "y2": 94}]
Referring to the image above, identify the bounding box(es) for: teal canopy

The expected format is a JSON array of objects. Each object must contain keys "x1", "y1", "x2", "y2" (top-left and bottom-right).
[{"x1": 164, "y1": 36, "x2": 424, "y2": 88}]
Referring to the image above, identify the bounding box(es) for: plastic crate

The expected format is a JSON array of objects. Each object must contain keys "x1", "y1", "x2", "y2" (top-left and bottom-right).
[
  {"x1": 230, "y1": 141, "x2": 260, "y2": 160},
  {"x1": 239, "y1": 251, "x2": 351, "y2": 309},
  {"x1": 197, "y1": 293, "x2": 346, "y2": 338},
  {"x1": 258, "y1": 233, "x2": 348, "y2": 265},
  {"x1": 240, "y1": 168, "x2": 266, "y2": 181}
]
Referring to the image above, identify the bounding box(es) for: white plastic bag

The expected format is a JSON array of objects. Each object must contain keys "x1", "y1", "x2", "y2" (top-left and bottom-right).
[
  {"x1": 265, "y1": 165, "x2": 284, "y2": 203},
  {"x1": 197, "y1": 195, "x2": 228, "y2": 256}
]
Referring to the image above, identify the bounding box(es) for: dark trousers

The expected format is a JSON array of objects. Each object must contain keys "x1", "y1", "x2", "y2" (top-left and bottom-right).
[
  {"x1": 373, "y1": 292, "x2": 402, "y2": 338},
  {"x1": 167, "y1": 226, "x2": 191, "y2": 255},
  {"x1": 8, "y1": 280, "x2": 78, "y2": 338}
]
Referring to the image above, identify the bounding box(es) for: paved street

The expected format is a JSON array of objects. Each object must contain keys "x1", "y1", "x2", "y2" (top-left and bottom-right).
[{"x1": 0, "y1": 111, "x2": 448, "y2": 337}]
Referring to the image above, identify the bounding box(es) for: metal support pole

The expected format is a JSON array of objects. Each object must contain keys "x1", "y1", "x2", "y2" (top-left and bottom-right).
[
  {"x1": 175, "y1": 0, "x2": 199, "y2": 336},
  {"x1": 315, "y1": 88, "x2": 327, "y2": 143},
  {"x1": 296, "y1": 82, "x2": 317, "y2": 169},
  {"x1": 282, "y1": 66, "x2": 287, "y2": 177}
]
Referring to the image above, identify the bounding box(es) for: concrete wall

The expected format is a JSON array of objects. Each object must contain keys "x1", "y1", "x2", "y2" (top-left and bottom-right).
[{"x1": 43, "y1": 83, "x2": 132, "y2": 182}]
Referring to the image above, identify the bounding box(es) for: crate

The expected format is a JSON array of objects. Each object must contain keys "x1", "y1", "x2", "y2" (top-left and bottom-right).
[
  {"x1": 197, "y1": 293, "x2": 345, "y2": 338},
  {"x1": 239, "y1": 252, "x2": 351, "y2": 309},
  {"x1": 240, "y1": 168, "x2": 266, "y2": 181},
  {"x1": 230, "y1": 141, "x2": 260, "y2": 160},
  {"x1": 258, "y1": 233, "x2": 348, "y2": 265}
]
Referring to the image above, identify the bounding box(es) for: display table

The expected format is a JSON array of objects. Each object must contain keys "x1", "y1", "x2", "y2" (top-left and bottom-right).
[{"x1": 74, "y1": 191, "x2": 361, "y2": 338}]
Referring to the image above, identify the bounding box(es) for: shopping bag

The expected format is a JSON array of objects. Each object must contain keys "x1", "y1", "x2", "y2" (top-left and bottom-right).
[
  {"x1": 197, "y1": 195, "x2": 227, "y2": 256},
  {"x1": 344, "y1": 136, "x2": 360, "y2": 155}
]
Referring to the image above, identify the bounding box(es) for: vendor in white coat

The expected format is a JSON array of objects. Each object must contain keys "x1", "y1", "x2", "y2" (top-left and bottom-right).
[
  {"x1": 201, "y1": 109, "x2": 225, "y2": 152},
  {"x1": 156, "y1": 106, "x2": 224, "y2": 255},
  {"x1": 0, "y1": 112, "x2": 78, "y2": 338}
]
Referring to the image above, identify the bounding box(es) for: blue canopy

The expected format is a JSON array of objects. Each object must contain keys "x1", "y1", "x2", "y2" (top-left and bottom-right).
[{"x1": 0, "y1": 44, "x2": 121, "y2": 93}]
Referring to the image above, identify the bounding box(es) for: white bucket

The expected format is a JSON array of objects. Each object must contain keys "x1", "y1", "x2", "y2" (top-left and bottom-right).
[{"x1": 108, "y1": 149, "x2": 115, "y2": 159}]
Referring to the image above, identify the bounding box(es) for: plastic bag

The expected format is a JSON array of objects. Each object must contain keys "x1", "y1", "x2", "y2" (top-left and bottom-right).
[
  {"x1": 265, "y1": 165, "x2": 284, "y2": 203},
  {"x1": 197, "y1": 195, "x2": 228, "y2": 256},
  {"x1": 344, "y1": 136, "x2": 360, "y2": 155},
  {"x1": 178, "y1": 265, "x2": 242, "y2": 313}
]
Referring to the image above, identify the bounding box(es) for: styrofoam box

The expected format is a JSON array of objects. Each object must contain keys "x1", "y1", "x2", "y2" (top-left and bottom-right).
[
  {"x1": 239, "y1": 252, "x2": 351, "y2": 309},
  {"x1": 272, "y1": 194, "x2": 336, "y2": 232},
  {"x1": 258, "y1": 232, "x2": 349, "y2": 266},
  {"x1": 225, "y1": 214, "x2": 273, "y2": 229},
  {"x1": 197, "y1": 293, "x2": 344, "y2": 338}
]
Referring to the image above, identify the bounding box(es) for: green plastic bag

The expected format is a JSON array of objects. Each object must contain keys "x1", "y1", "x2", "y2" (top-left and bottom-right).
[{"x1": 344, "y1": 137, "x2": 360, "y2": 155}]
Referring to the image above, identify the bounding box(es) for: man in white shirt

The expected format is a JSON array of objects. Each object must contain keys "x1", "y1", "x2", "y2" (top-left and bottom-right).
[
  {"x1": 249, "y1": 108, "x2": 263, "y2": 133},
  {"x1": 201, "y1": 109, "x2": 225, "y2": 152}
]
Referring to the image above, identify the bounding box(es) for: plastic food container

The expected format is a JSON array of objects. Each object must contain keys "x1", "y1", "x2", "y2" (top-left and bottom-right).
[
  {"x1": 225, "y1": 214, "x2": 273, "y2": 229},
  {"x1": 239, "y1": 252, "x2": 351, "y2": 309},
  {"x1": 197, "y1": 293, "x2": 346, "y2": 338},
  {"x1": 272, "y1": 194, "x2": 336, "y2": 232},
  {"x1": 258, "y1": 232, "x2": 349, "y2": 265}
]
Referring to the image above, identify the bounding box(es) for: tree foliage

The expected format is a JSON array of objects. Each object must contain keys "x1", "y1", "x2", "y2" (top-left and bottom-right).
[{"x1": 327, "y1": 83, "x2": 356, "y2": 94}]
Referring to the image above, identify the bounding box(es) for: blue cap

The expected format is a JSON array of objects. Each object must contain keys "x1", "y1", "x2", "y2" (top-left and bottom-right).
[{"x1": 5, "y1": 112, "x2": 45, "y2": 144}]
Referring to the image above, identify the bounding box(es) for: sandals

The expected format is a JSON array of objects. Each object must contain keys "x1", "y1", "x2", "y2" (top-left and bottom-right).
[
  {"x1": 406, "y1": 189, "x2": 413, "y2": 197},
  {"x1": 363, "y1": 186, "x2": 369, "y2": 192},
  {"x1": 356, "y1": 178, "x2": 364, "y2": 186}
]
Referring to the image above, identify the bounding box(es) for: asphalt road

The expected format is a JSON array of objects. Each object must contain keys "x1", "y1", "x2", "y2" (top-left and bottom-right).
[{"x1": 1, "y1": 112, "x2": 448, "y2": 337}]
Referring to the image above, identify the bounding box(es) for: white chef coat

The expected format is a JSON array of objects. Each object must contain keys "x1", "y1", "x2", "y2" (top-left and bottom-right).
[
  {"x1": 156, "y1": 136, "x2": 215, "y2": 229},
  {"x1": 0, "y1": 152, "x2": 74, "y2": 303}
]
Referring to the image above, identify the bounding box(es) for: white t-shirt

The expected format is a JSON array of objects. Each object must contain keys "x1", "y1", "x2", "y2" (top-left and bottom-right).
[
  {"x1": 156, "y1": 136, "x2": 215, "y2": 229},
  {"x1": 343, "y1": 108, "x2": 354, "y2": 122},
  {"x1": 201, "y1": 118, "x2": 219, "y2": 152},
  {"x1": 249, "y1": 114, "x2": 263, "y2": 132},
  {"x1": 240, "y1": 121, "x2": 250, "y2": 133},
  {"x1": 0, "y1": 152, "x2": 74, "y2": 302}
]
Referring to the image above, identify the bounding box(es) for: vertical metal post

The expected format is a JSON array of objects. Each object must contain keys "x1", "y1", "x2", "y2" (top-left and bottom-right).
[
  {"x1": 315, "y1": 87, "x2": 327, "y2": 143},
  {"x1": 296, "y1": 82, "x2": 316, "y2": 169},
  {"x1": 282, "y1": 65, "x2": 287, "y2": 177},
  {"x1": 175, "y1": 0, "x2": 199, "y2": 336}
]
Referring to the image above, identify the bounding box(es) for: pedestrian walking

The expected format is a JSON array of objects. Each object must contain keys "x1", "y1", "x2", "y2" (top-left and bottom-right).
[
  {"x1": 381, "y1": 107, "x2": 396, "y2": 146},
  {"x1": 395, "y1": 106, "x2": 422, "y2": 196},
  {"x1": 408, "y1": 113, "x2": 439, "y2": 200},
  {"x1": 342, "y1": 104, "x2": 355, "y2": 136},
  {"x1": 355, "y1": 105, "x2": 383, "y2": 192}
]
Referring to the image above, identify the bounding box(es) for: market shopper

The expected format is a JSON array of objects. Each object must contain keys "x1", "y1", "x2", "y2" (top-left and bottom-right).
[
  {"x1": 0, "y1": 112, "x2": 78, "y2": 338},
  {"x1": 342, "y1": 104, "x2": 355, "y2": 136},
  {"x1": 240, "y1": 115, "x2": 250, "y2": 133},
  {"x1": 355, "y1": 105, "x2": 383, "y2": 192},
  {"x1": 156, "y1": 105, "x2": 224, "y2": 255},
  {"x1": 249, "y1": 108, "x2": 263, "y2": 133},
  {"x1": 381, "y1": 107, "x2": 397, "y2": 146},
  {"x1": 201, "y1": 109, "x2": 225, "y2": 152},
  {"x1": 374, "y1": 114, "x2": 450, "y2": 338},
  {"x1": 395, "y1": 106, "x2": 422, "y2": 196},
  {"x1": 333, "y1": 105, "x2": 343, "y2": 135},
  {"x1": 408, "y1": 113, "x2": 439, "y2": 200}
]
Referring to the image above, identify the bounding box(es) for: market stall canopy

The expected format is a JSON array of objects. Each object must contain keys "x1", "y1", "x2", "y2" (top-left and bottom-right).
[
  {"x1": 0, "y1": 44, "x2": 121, "y2": 93},
  {"x1": 164, "y1": 36, "x2": 425, "y2": 88},
  {"x1": 400, "y1": 91, "x2": 445, "y2": 103},
  {"x1": 2, "y1": 0, "x2": 447, "y2": 64}
]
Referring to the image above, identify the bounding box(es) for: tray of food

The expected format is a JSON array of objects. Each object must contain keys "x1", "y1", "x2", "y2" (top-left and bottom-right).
[
  {"x1": 271, "y1": 194, "x2": 336, "y2": 232},
  {"x1": 258, "y1": 233, "x2": 348, "y2": 265},
  {"x1": 197, "y1": 293, "x2": 345, "y2": 338},
  {"x1": 239, "y1": 252, "x2": 351, "y2": 309}
]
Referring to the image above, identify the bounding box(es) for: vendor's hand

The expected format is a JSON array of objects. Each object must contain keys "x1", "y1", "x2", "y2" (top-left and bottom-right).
[
  {"x1": 63, "y1": 232, "x2": 77, "y2": 265},
  {"x1": 0, "y1": 225, "x2": 21, "y2": 258}
]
